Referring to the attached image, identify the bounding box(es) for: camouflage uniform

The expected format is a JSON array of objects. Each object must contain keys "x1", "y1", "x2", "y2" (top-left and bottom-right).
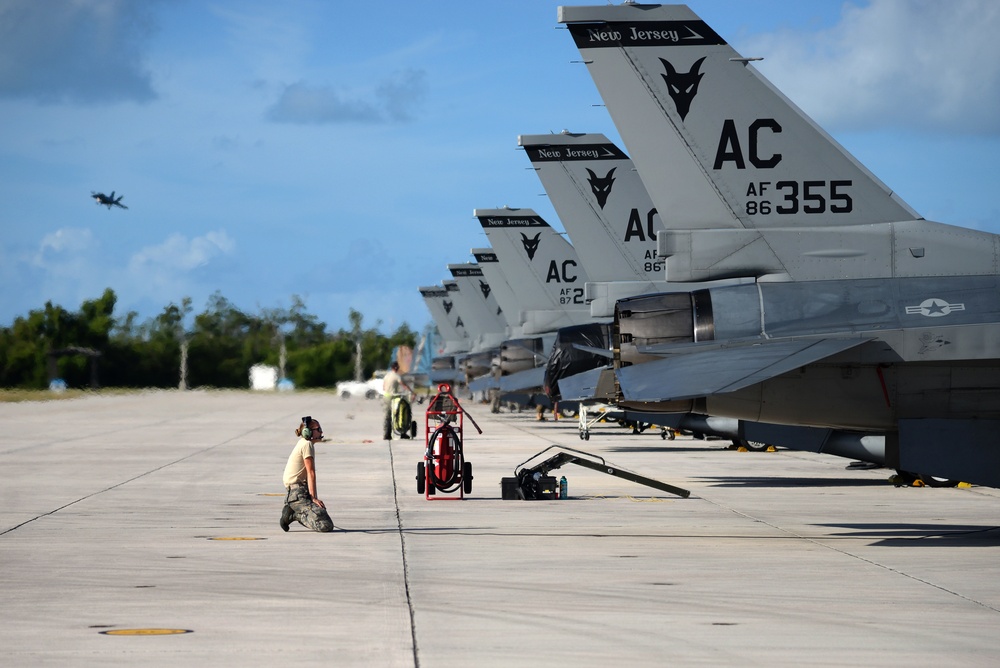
[{"x1": 282, "y1": 482, "x2": 333, "y2": 533}]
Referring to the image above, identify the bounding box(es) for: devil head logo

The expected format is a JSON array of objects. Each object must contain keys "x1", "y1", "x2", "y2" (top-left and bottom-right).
[
  {"x1": 586, "y1": 168, "x2": 616, "y2": 209},
  {"x1": 659, "y1": 56, "x2": 706, "y2": 121},
  {"x1": 479, "y1": 280, "x2": 491, "y2": 300},
  {"x1": 521, "y1": 232, "x2": 541, "y2": 260},
  {"x1": 443, "y1": 300, "x2": 453, "y2": 314}
]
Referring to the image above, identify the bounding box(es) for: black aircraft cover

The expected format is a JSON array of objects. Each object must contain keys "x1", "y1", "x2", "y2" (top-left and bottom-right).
[{"x1": 543, "y1": 322, "x2": 612, "y2": 402}]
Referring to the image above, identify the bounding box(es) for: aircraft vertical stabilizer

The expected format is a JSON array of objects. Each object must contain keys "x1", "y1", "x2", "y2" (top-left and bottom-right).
[
  {"x1": 558, "y1": 5, "x2": 1000, "y2": 283},
  {"x1": 519, "y1": 132, "x2": 663, "y2": 284},
  {"x1": 472, "y1": 248, "x2": 525, "y2": 335},
  {"x1": 447, "y1": 264, "x2": 508, "y2": 351},
  {"x1": 419, "y1": 285, "x2": 470, "y2": 355},
  {"x1": 558, "y1": 4, "x2": 917, "y2": 230},
  {"x1": 474, "y1": 207, "x2": 596, "y2": 334}
]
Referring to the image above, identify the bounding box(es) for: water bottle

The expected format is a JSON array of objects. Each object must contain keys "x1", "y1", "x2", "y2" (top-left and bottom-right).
[{"x1": 559, "y1": 476, "x2": 568, "y2": 500}]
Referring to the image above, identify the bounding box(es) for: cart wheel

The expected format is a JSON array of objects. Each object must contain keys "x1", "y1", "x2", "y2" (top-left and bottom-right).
[
  {"x1": 579, "y1": 431, "x2": 585, "y2": 440},
  {"x1": 463, "y1": 461, "x2": 473, "y2": 494},
  {"x1": 584, "y1": 431, "x2": 590, "y2": 441},
  {"x1": 416, "y1": 463, "x2": 425, "y2": 495},
  {"x1": 410, "y1": 421, "x2": 418, "y2": 438}
]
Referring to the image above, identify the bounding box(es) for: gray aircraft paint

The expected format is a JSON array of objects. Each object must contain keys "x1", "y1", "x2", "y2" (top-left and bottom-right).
[
  {"x1": 474, "y1": 207, "x2": 597, "y2": 334},
  {"x1": 419, "y1": 285, "x2": 470, "y2": 355},
  {"x1": 557, "y1": 3, "x2": 1000, "y2": 487},
  {"x1": 519, "y1": 131, "x2": 670, "y2": 317},
  {"x1": 519, "y1": 132, "x2": 664, "y2": 284},
  {"x1": 558, "y1": 5, "x2": 999, "y2": 285},
  {"x1": 518, "y1": 131, "x2": 752, "y2": 316},
  {"x1": 446, "y1": 264, "x2": 508, "y2": 352},
  {"x1": 472, "y1": 248, "x2": 525, "y2": 335}
]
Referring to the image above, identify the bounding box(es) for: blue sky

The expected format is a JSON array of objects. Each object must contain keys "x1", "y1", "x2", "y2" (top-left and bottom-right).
[{"x1": 2, "y1": 0, "x2": 999, "y2": 334}]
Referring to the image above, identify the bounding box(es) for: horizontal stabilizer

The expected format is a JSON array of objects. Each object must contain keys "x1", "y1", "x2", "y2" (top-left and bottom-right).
[
  {"x1": 468, "y1": 373, "x2": 500, "y2": 393},
  {"x1": 572, "y1": 343, "x2": 614, "y2": 359},
  {"x1": 618, "y1": 337, "x2": 869, "y2": 402},
  {"x1": 555, "y1": 366, "x2": 613, "y2": 402},
  {"x1": 499, "y1": 366, "x2": 546, "y2": 393}
]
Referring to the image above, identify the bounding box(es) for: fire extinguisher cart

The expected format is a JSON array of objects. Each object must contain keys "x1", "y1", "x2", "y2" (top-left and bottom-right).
[{"x1": 418, "y1": 383, "x2": 481, "y2": 499}]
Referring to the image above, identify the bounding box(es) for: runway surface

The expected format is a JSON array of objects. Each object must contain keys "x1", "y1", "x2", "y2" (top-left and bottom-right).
[{"x1": 2, "y1": 390, "x2": 1000, "y2": 666}]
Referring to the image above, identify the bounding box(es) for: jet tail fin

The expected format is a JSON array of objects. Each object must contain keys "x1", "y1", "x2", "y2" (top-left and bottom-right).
[
  {"x1": 474, "y1": 207, "x2": 594, "y2": 333},
  {"x1": 558, "y1": 4, "x2": 918, "y2": 232},
  {"x1": 519, "y1": 132, "x2": 664, "y2": 284}
]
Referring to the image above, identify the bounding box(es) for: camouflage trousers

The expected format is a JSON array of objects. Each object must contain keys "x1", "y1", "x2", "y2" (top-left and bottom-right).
[
  {"x1": 383, "y1": 397, "x2": 393, "y2": 440},
  {"x1": 283, "y1": 483, "x2": 333, "y2": 533}
]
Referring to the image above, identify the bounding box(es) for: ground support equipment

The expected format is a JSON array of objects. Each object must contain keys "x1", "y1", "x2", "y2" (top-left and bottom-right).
[
  {"x1": 391, "y1": 394, "x2": 418, "y2": 439},
  {"x1": 501, "y1": 445, "x2": 690, "y2": 500},
  {"x1": 418, "y1": 383, "x2": 482, "y2": 500},
  {"x1": 577, "y1": 404, "x2": 674, "y2": 440}
]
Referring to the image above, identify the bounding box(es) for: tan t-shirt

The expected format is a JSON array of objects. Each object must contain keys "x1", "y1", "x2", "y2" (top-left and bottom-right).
[
  {"x1": 383, "y1": 369, "x2": 402, "y2": 398},
  {"x1": 282, "y1": 438, "x2": 314, "y2": 488}
]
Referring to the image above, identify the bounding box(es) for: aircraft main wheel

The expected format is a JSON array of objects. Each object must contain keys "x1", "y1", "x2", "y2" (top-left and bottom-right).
[
  {"x1": 917, "y1": 474, "x2": 960, "y2": 488},
  {"x1": 416, "y1": 463, "x2": 426, "y2": 495},
  {"x1": 463, "y1": 461, "x2": 473, "y2": 494},
  {"x1": 736, "y1": 438, "x2": 771, "y2": 452}
]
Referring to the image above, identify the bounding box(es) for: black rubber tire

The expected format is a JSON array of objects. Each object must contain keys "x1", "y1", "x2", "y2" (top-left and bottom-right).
[
  {"x1": 365, "y1": 389, "x2": 378, "y2": 400},
  {"x1": 463, "y1": 461, "x2": 473, "y2": 494},
  {"x1": 410, "y1": 421, "x2": 418, "y2": 438},
  {"x1": 735, "y1": 438, "x2": 771, "y2": 452},
  {"x1": 416, "y1": 462, "x2": 425, "y2": 495},
  {"x1": 917, "y1": 473, "x2": 960, "y2": 488}
]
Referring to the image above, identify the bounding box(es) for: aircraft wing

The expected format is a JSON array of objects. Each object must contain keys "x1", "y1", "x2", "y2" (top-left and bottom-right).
[
  {"x1": 468, "y1": 373, "x2": 499, "y2": 393},
  {"x1": 556, "y1": 366, "x2": 613, "y2": 402},
  {"x1": 499, "y1": 366, "x2": 545, "y2": 393},
  {"x1": 618, "y1": 338, "x2": 871, "y2": 402},
  {"x1": 572, "y1": 343, "x2": 613, "y2": 359}
]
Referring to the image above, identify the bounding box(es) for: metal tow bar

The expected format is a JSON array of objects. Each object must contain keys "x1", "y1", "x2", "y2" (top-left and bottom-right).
[{"x1": 501, "y1": 445, "x2": 690, "y2": 500}]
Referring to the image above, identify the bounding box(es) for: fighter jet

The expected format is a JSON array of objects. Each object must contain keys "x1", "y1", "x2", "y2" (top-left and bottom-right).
[
  {"x1": 91, "y1": 191, "x2": 128, "y2": 210},
  {"x1": 558, "y1": 3, "x2": 1000, "y2": 487}
]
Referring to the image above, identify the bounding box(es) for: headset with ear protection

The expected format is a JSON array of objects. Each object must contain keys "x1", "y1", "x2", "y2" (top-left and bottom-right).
[{"x1": 301, "y1": 416, "x2": 312, "y2": 440}]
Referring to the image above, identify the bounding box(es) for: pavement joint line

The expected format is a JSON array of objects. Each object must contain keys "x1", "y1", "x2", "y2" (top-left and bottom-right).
[
  {"x1": 0, "y1": 424, "x2": 260, "y2": 537},
  {"x1": 389, "y1": 440, "x2": 421, "y2": 668},
  {"x1": 703, "y1": 495, "x2": 1000, "y2": 615}
]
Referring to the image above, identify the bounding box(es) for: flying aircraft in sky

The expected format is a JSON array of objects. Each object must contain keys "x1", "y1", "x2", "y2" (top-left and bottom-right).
[
  {"x1": 91, "y1": 191, "x2": 128, "y2": 210},
  {"x1": 558, "y1": 3, "x2": 1000, "y2": 487}
]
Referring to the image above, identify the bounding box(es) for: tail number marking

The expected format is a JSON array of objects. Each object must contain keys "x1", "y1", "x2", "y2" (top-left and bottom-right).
[
  {"x1": 560, "y1": 288, "x2": 585, "y2": 305},
  {"x1": 744, "y1": 180, "x2": 853, "y2": 216}
]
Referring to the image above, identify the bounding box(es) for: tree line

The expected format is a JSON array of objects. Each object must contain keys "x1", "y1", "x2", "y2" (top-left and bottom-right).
[{"x1": 0, "y1": 288, "x2": 416, "y2": 390}]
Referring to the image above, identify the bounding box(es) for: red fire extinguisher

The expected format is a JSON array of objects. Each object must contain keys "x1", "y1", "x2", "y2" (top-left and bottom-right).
[{"x1": 431, "y1": 424, "x2": 457, "y2": 486}]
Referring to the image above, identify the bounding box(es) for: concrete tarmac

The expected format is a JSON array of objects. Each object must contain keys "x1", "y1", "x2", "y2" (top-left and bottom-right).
[{"x1": 2, "y1": 390, "x2": 1000, "y2": 667}]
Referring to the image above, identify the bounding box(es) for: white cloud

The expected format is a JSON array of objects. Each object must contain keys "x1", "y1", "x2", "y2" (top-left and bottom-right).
[
  {"x1": 744, "y1": 0, "x2": 1000, "y2": 134},
  {"x1": 267, "y1": 69, "x2": 427, "y2": 124},
  {"x1": 34, "y1": 227, "x2": 96, "y2": 264},
  {"x1": 128, "y1": 230, "x2": 235, "y2": 273}
]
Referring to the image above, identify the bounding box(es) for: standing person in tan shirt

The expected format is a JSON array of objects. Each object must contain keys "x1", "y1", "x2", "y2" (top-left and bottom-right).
[
  {"x1": 382, "y1": 361, "x2": 413, "y2": 440},
  {"x1": 280, "y1": 416, "x2": 333, "y2": 533}
]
